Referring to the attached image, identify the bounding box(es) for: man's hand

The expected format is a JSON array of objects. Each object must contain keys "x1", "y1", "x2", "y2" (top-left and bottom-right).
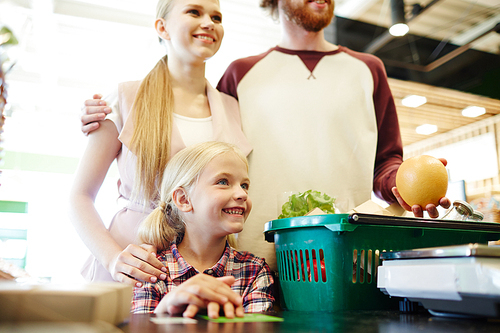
[
  {"x1": 392, "y1": 157, "x2": 451, "y2": 218},
  {"x1": 392, "y1": 186, "x2": 451, "y2": 218},
  {"x1": 81, "y1": 94, "x2": 111, "y2": 135}
]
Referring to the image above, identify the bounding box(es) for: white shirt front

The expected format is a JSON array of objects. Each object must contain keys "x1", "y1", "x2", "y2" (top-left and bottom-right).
[{"x1": 173, "y1": 113, "x2": 213, "y2": 147}]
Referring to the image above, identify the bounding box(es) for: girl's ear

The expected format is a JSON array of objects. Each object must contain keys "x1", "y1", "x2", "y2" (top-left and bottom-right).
[
  {"x1": 172, "y1": 187, "x2": 193, "y2": 212},
  {"x1": 155, "y1": 18, "x2": 170, "y2": 41}
]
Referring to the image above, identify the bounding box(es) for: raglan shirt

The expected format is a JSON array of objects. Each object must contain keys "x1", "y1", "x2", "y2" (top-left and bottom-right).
[{"x1": 217, "y1": 46, "x2": 403, "y2": 270}]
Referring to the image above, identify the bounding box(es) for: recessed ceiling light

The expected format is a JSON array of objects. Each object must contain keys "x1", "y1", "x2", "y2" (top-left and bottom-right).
[
  {"x1": 416, "y1": 124, "x2": 437, "y2": 135},
  {"x1": 402, "y1": 95, "x2": 427, "y2": 108},
  {"x1": 462, "y1": 106, "x2": 486, "y2": 118},
  {"x1": 389, "y1": 23, "x2": 409, "y2": 37}
]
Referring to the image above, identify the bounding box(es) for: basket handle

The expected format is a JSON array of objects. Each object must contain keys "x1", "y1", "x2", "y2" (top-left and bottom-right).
[{"x1": 348, "y1": 213, "x2": 500, "y2": 232}]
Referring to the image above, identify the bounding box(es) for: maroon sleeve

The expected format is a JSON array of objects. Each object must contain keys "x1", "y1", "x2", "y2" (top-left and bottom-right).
[
  {"x1": 216, "y1": 50, "x2": 273, "y2": 100},
  {"x1": 372, "y1": 64, "x2": 403, "y2": 204},
  {"x1": 342, "y1": 48, "x2": 403, "y2": 203}
]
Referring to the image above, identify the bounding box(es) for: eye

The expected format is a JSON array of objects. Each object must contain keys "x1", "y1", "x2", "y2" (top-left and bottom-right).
[
  {"x1": 241, "y1": 183, "x2": 249, "y2": 190},
  {"x1": 187, "y1": 9, "x2": 200, "y2": 16},
  {"x1": 217, "y1": 179, "x2": 229, "y2": 186},
  {"x1": 212, "y1": 15, "x2": 222, "y2": 23}
]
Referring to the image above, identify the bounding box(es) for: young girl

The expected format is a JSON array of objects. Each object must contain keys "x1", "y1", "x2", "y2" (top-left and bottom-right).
[
  {"x1": 131, "y1": 141, "x2": 274, "y2": 318},
  {"x1": 69, "y1": 0, "x2": 251, "y2": 286}
]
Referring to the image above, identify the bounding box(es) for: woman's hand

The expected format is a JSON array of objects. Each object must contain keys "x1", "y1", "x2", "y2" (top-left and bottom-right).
[
  {"x1": 154, "y1": 274, "x2": 244, "y2": 319},
  {"x1": 108, "y1": 243, "x2": 168, "y2": 287}
]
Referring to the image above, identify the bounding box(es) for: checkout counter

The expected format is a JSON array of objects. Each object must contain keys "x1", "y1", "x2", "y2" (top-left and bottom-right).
[{"x1": 2, "y1": 213, "x2": 500, "y2": 332}]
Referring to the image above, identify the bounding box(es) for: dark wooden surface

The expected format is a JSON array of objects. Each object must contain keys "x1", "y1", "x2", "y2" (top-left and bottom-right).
[{"x1": 119, "y1": 310, "x2": 500, "y2": 333}]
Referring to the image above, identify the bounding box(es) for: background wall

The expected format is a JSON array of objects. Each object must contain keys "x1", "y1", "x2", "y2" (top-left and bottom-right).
[{"x1": 404, "y1": 113, "x2": 500, "y2": 222}]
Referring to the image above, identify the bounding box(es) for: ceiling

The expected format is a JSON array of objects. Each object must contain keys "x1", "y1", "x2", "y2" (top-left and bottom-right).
[
  {"x1": 334, "y1": 0, "x2": 500, "y2": 146},
  {"x1": 1, "y1": 0, "x2": 499, "y2": 152},
  {"x1": 335, "y1": 0, "x2": 500, "y2": 99}
]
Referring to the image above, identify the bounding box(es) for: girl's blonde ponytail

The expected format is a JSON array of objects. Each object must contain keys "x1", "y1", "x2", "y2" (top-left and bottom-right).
[{"x1": 138, "y1": 202, "x2": 181, "y2": 251}]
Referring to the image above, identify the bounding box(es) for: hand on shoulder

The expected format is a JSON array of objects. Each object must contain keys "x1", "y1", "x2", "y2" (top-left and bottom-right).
[{"x1": 81, "y1": 94, "x2": 111, "y2": 135}]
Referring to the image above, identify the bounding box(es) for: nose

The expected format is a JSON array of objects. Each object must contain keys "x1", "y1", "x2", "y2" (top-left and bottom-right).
[
  {"x1": 201, "y1": 15, "x2": 214, "y2": 30},
  {"x1": 234, "y1": 186, "x2": 248, "y2": 201}
]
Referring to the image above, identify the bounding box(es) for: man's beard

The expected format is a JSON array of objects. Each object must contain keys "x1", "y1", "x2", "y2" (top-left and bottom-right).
[{"x1": 281, "y1": 0, "x2": 335, "y2": 32}]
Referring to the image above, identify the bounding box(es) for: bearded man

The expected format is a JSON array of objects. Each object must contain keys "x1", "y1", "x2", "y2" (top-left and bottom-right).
[{"x1": 214, "y1": 0, "x2": 410, "y2": 270}]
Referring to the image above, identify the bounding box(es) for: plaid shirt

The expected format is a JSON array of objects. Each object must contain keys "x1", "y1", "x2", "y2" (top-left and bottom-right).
[{"x1": 131, "y1": 241, "x2": 275, "y2": 313}]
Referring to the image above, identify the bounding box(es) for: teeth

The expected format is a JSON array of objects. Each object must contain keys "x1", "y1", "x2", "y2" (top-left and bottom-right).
[
  {"x1": 196, "y1": 35, "x2": 214, "y2": 42},
  {"x1": 223, "y1": 209, "x2": 244, "y2": 215},
  {"x1": 315, "y1": 0, "x2": 326, "y2": 3}
]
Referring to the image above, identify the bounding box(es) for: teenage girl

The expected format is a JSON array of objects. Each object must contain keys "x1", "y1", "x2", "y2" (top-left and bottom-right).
[
  {"x1": 69, "y1": 0, "x2": 251, "y2": 286},
  {"x1": 131, "y1": 141, "x2": 274, "y2": 318}
]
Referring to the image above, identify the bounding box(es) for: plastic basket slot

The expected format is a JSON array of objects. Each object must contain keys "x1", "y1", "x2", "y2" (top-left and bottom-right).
[
  {"x1": 304, "y1": 250, "x2": 309, "y2": 282},
  {"x1": 296, "y1": 250, "x2": 300, "y2": 281},
  {"x1": 292, "y1": 250, "x2": 300, "y2": 281},
  {"x1": 353, "y1": 248, "x2": 383, "y2": 284},
  {"x1": 286, "y1": 251, "x2": 290, "y2": 281},
  {"x1": 282, "y1": 251, "x2": 288, "y2": 281},
  {"x1": 352, "y1": 249, "x2": 357, "y2": 283},
  {"x1": 319, "y1": 248, "x2": 326, "y2": 283},
  {"x1": 288, "y1": 250, "x2": 293, "y2": 281},
  {"x1": 283, "y1": 251, "x2": 286, "y2": 281},
  {"x1": 367, "y1": 250, "x2": 372, "y2": 284},
  {"x1": 362, "y1": 249, "x2": 366, "y2": 283},
  {"x1": 304, "y1": 250, "x2": 310, "y2": 282},
  {"x1": 286, "y1": 250, "x2": 292, "y2": 282},
  {"x1": 278, "y1": 251, "x2": 283, "y2": 280},
  {"x1": 311, "y1": 249, "x2": 318, "y2": 282},
  {"x1": 287, "y1": 250, "x2": 294, "y2": 281},
  {"x1": 299, "y1": 250, "x2": 305, "y2": 281},
  {"x1": 291, "y1": 250, "x2": 296, "y2": 281},
  {"x1": 279, "y1": 251, "x2": 283, "y2": 280}
]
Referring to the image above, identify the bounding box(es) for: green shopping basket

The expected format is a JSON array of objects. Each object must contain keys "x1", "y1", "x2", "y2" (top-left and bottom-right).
[{"x1": 264, "y1": 213, "x2": 500, "y2": 312}]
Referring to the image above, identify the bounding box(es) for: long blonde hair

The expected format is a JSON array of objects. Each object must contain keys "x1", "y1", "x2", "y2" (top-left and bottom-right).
[
  {"x1": 137, "y1": 141, "x2": 248, "y2": 251},
  {"x1": 130, "y1": 0, "x2": 175, "y2": 205}
]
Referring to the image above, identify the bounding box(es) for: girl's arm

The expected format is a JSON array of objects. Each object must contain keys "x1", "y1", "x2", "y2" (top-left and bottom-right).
[
  {"x1": 69, "y1": 119, "x2": 166, "y2": 285},
  {"x1": 139, "y1": 274, "x2": 243, "y2": 319}
]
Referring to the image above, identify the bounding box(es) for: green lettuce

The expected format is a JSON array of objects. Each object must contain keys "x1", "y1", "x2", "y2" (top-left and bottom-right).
[{"x1": 278, "y1": 190, "x2": 336, "y2": 219}]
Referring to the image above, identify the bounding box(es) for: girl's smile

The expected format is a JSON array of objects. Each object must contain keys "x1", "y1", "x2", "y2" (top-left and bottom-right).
[{"x1": 222, "y1": 207, "x2": 245, "y2": 215}]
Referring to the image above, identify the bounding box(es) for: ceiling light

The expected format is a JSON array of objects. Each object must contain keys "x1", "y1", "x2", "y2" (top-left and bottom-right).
[
  {"x1": 389, "y1": 0, "x2": 409, "y2": 37},
  {"x1": 389, "y1": 23, "x2": 409, "y2": 37},
  {"x1": 402, "y1": 95, "x2": 427, "y2": 108},
  {"x1": 462, "y1": 106, "x2": 486, "y2": 118},
  {"x1": 416, "y1": 124, "x2": 437, "y2": 135}
]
